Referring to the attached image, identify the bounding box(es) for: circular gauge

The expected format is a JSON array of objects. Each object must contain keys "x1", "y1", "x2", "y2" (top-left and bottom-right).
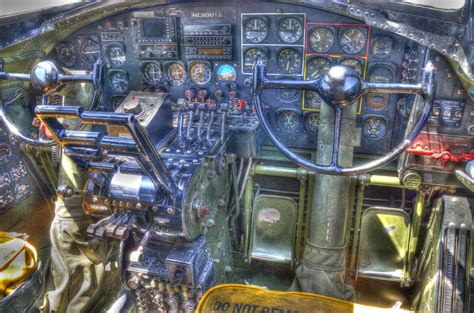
[
  {"x1": 108, "y1": 45, "x2": 126, "y2": 67},
  {"x1": 244, "y1": 48, "x2": 267, "y2": 72},
  {"x1": 278, "y1": 17, "x2": 303, "y2": 44},
  {"x1": 340, "y1": 28, "x2": 366, "y2": 54},
  {"x1": 216, "y1": 64, "x2": 236, "y2": 81},
  {"x1": 367, "y1": 66, "x2": 393, "y2": 109},
  {"x1": 340, "y1": 58, "x2": 362, "y2": 75},
  {"x1": 304, "y1": 113, "x2": 320, "y2": 134},
  {"x1": 143, "y1": 62, "x2": 163, "y2": 85},
  {"x1": 277, "y1": 111, "x2": 300, "y2": 131},
  {"x1": 167, "y1": 62, "x2": 186, "y2": 85},
  {"x1": 306, "y1": 57, "x2": 331, "y2": 79},
  {"x1": 369, "y1": 66, "x2": 392, "y2": 84},
  {"x1": 244, "y1": 18, "x2": 268, "y2": 43},
  {"x1": 81, "y1": 38, "x2": 101, "y2": 64},
  {"x1": 305, "y1": 58, "x2": 330, "y2": 110},
  {"x1": 109, "y1": 71, "x2": 128, "y2": 93},
  {"x1": 277, "y1": 88, "x2": 298, "y2": 102},
  {"x1": 305, "y1": 91, "x2": 323, "y2": 110},
  {"x1": 372, "y1": 37, "x2": 393, "y2": 58},
  {"x1": 190, "y1": 62, "x2": 212, "y2": 85},
  {"x1": 309, "y1": 27, "x2": 334, "y2": 53},
  {"x1": 278, "y1": 48, "x2": 302, "y2": 74},
  {"x1": 57, "y1": 43, "x2": 76, "y2": 67},
  {"x1": 363, "y1": 117, "x2": 387, "y2": 140}
]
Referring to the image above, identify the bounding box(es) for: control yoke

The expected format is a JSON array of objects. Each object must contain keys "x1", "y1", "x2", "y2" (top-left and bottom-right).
[
  {"x1": 0, "y1": 59, "x2": 104, "y2": 146},
  {"x1": 252, "y1": 60, "x2": 436, "y2": 175}
]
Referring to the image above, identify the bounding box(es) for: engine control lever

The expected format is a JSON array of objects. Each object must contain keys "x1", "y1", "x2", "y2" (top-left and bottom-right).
[
  {"x1": 130, "y1": 225, "x2": 155, "y2": 263},
  {"x1": 206, "y1": 101, "x2": 217, "y2": 145},
  {"x1": 196, "y1": 102, "x2": 206, "y2": 143},
  {"x1": 176, "y1": 98, "x2": 186, "y2": 140},
  {"x1": 219, "y1": 102, "x2": 229, "y2": 143},
  {"x1": 185, "y1": 101, "x2": 197, "y2": 143}
]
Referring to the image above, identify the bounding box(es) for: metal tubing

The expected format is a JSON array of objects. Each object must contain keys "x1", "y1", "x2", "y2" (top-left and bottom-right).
[
  {"x1": 61, "y1": 130, "x2": 103, "y2": 145},
  {"x1": 365, "y1": 174, "x2": 402, "y2": 187},
  {"x1": 242, "y1": 177, "x2": 254, "y2": 258},
  {"x1": 344, "y1": 178, "x2": 358, "y2": 260},
  {"x1": 0, "y1": 104, "x2": 56, "y2": 146},
  {"x1": 295, "y1": 176, "x2": 307, "y2": 262},
  {"x1": 254, "y1": 164, "x2": 308, "y2": 178},
  {"x1": 35, "y1": 105, "x2": 83, "y2": 118},
  {"x1": 363, "y1": 82, "x2": 422, "y2": 94},
  {"x1": 350, "y1": 183, "x2": 366, "y2": 276},
  {"x1": 230, "y1": 159, "x2": 241, "y2": 250},
  {"x1": 407, "y1": 190, "x2": 426, "y2": 279},
  {"x1": 206, "y1": 111, "x2": 215, "y2": 144}
]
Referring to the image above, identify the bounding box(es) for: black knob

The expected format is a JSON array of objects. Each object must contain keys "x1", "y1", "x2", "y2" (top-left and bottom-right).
[
  {"x1": 319, "y1": 65, "x2": 363, "y2": 108},
  {"x1": 57, "y1": 185, "x2": 74, "y2": 198}
]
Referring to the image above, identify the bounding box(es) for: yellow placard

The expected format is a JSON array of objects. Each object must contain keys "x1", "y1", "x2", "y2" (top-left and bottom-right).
[{"x1": 197, "y1": 284, "x2": 411, "y2": 313}]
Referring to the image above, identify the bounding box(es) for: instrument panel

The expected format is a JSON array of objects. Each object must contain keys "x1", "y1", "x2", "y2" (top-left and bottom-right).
[{"x1": 47, "y1": 1, "x2": 472, "y2": 157}]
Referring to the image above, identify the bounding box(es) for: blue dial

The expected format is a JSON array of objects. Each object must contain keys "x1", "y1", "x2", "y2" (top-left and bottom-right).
[{"x1": 216, "y1": 64, "x2": 237, "y2": 81}]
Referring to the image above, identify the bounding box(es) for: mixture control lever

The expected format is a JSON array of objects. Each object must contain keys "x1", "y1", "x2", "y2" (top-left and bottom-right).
[
  {"x1": 175, "y1": 98, "x2": 187, "y2": 140},
  {"x1": 206, "y1": 100, "x2": 218, "y2": 145},
  {"x1": 196, "y1": 101, "x2": 207, "y2": 143},
  {"x1": 130, "y1": 225, "x2": 155, "y2": 263},
  {"x1": 185, "y1": 100, "x2": 198, "y2": 143},
  {"x1": 219, "y1": 102, "x2": 229, "y2": 143}
]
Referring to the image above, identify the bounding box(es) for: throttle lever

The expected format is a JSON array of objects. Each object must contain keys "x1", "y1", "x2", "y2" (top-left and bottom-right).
[
  {"x1": 206, "y1": 101, "x2": 217, "y2": 145},
  {"x1": 196, "y1": 102, "x2": 206, "y2": 143},
  {"x1": 185, "y1": 101, "x2": 197, "y2": 143}
]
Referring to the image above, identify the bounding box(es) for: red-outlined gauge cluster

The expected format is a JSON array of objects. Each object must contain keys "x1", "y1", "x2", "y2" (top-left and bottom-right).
[{"x1": 302, "y1": 22, "x2": 371, "y2": 113}]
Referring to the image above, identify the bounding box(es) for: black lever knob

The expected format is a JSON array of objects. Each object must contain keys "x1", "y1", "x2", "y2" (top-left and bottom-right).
[{"x1": 319, "y1": 65, "x2": 363, "y2": 108}]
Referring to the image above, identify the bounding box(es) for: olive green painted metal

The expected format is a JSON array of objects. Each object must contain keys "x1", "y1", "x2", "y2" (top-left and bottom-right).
[
  {"x1": 251, "y1": 164, "x2": 310, "y2": 263},
  {"x1": 250, "y1": 195, "x2": 297, "y2": 263},
  {"x1": 357, "y1": 207, "x2": 410, "y2": 281},
  {"x1": 344, "y1": 178, "x2": 357, "y2": 263},
  {"x1": 455, "y1": 169, "x2": 474, "y2": 192},
  {"x1": 365, "y1": 174, "x2": 402, "y2": 187},
  {"x1": 406, "y1": 190, "x2": 426, "y2": 283},
  {"x1": 413, "y1": 196, "x2": 472, "y2": 312},
  {"x1": 242, "y1": 177, "x2": 254, "y2": 259},
  {"x1": 349, "y1": 182, "x2": 366, "y2": 275},
  {"x1": 290, "y1": 98, "x2": 357, "y2": 298},
  {"x1": 253, "y1": 164, "x2": 309, "y2": 178},
  {"x1": 295, "y1": 176, "x2": 307, "y2": 263}
]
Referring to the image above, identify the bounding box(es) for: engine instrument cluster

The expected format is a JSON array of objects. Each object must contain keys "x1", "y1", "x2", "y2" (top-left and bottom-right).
[{"x1": 49, "y1": 1, "x2": 470, "y2": 156}]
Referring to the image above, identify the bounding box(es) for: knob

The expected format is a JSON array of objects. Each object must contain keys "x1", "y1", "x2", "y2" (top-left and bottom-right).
[
  {"x1": 319, "y1": 65, "x2": 362, "y2": 108},
  {"x1": 123, "y1": 95, "x2": 143, "y2": 115},
  {"x1": 30, "y1": 61, "x2": 62, "y2": 95},
  {"x1": 57, "y1": 185, "x2": 74, "y2": 198}
]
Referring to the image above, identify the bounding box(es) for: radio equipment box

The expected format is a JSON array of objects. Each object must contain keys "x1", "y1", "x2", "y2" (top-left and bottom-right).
[{"x1": 183, "y1": 24, "x2": 233, "y2": 60}]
